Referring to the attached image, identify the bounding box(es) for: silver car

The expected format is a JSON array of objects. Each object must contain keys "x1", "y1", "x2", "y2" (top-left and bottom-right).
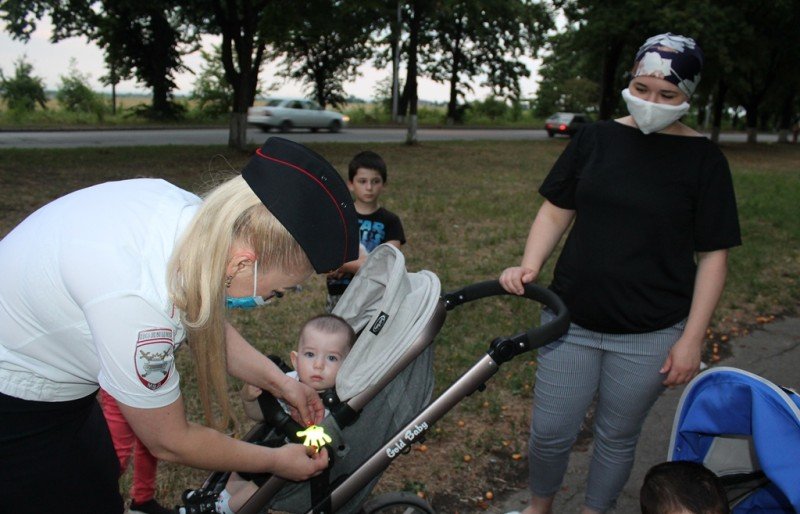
[{"x1": 247, "y1": 98, "x2": 350, "y2": 133}]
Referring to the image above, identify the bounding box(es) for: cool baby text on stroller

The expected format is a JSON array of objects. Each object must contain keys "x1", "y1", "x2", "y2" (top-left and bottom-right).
[{"x1": 386, "y1": 421, "x2": 429, "y2": 458}]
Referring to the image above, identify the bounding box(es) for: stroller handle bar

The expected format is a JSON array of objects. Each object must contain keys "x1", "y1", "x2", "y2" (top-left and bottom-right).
[
  {"x1": 443, "y1": 280, "x2": 570, "y2": 363},
  {"x1": 233, "y1": 281, "x2": 568, "y2": 514}
]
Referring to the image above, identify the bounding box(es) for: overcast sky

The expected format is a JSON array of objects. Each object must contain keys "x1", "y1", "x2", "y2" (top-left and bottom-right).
[{"x1": 1, "y1": 18, "x2": 541, "y2": 103}]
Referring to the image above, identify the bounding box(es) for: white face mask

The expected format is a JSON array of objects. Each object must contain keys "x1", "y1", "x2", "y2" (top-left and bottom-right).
[{"x1": 621, "y1": 88, "x2": 690, "y2": 134}]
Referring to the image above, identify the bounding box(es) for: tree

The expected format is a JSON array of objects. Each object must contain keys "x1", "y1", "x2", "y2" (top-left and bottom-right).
[
  {"x1": 196, "y1": 0, "x2": 276, "y2": 149},
  {"x1": 99, "y1": 42, "x2": 130, "y2": 116},
  {"x1": 537, "y1": 0, "x2": 800, "y2": 145},
  {"x1": 426, "y1": 0, "x2": 552, "y2": 124},
  {"x1": 552, "y1": 0, "x2": 717, "y2": 120},
  {"x1": 530, "y1": 32, "x2": 598, "y2": 116},
  {"x1": 721, "y1": 0, "x2": 800, "y2": 143},
  {"x1": 0, "y1": 0, "x2": 198, "y2": 119},
  {"x1": 265, "y1": 1, "x2": 380, "y2": 109},
  {"x1": 0, "y1": 56, "x2": 47, "y2": 112},
  {"x1": 555, "y1": 1, "x2": 648, "y2": 120},
  {"x1": 772, "y1": 89, "x2": 800, "y2": 144},
  {"x1": 190, "y1": 44, "x2": 234, "y2": 117},
  {"x1": 402, "y1": 0, "x2": 437, "y2": 144},
  {"x1": 92, "y1": 0, "x2": 197, "y2": 119}
]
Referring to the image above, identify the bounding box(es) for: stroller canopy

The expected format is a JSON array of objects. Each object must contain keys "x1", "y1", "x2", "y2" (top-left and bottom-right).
[
  {"x1": 668, "y1": 367, "x2": 800, "y2": 512},
  {"x1": 268, "y1": 244, "x2": 442, "y2": 514},
  {"x1": 333, "y1": 243, "x2": 440, "y2": 401}
]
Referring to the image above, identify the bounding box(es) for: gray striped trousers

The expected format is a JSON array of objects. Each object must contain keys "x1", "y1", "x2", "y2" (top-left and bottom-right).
[{"x1": 528, "y1": 310, "x2": 685, "y2": 512}]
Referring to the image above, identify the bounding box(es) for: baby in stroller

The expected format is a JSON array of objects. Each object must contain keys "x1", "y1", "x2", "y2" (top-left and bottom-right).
[
  {"x1": 179, "y1": 244, "x2": 442, "y2": 514},
  {"x1": 179, "y1": 314, "x2": 356, "y2": 513}
]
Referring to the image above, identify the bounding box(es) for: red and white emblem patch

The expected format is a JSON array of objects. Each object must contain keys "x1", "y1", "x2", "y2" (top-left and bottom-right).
[{"x1": 135, "y1": 328, "x2": 175, "y2": 390}]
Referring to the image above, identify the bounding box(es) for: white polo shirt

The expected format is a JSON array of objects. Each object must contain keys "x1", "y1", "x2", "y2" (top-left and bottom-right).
[{"x1": 0, "y1": 179, "x2": 201, "y2": 408}]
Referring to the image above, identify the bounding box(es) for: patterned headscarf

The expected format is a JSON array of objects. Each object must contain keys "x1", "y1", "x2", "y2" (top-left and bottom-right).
[{"x1": 632, "y1": 33, "x2": 704, "y2": 98}]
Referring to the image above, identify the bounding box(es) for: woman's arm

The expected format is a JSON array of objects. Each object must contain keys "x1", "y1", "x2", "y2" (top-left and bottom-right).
[
  {"x1": 224, "y1": 321, "x2": 324, "y2": 425},
  {"x1": 118, "y1": 397, "x2": 327, "y2": 479},
  {"x1": 499, "y1": 200, "x2": 575, "y2": 295},
  {"x1": 660, "y1": 249, "x2": 729, "y2": 386}
]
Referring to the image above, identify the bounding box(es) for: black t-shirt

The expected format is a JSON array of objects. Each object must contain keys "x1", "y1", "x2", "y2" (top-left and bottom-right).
[
  {"x1": 357, "y1": 207, "x2": 406, "y2": 253},
  {"x1": 327, "y1": 207, "x2": 406, "y2": 295},
  {"x1": 540, "y1": 121, "x2": 741, "y2": 334}
]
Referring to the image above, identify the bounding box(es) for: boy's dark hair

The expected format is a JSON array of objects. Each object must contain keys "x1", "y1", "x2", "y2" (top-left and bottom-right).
[
  {"x1": 348, "y1": 150, "x2": 387, "y2": 182},
  {"x1": 640, "y1": 461, "x2": 729, "y2": 514},
  {"x1": 302, "y1": 314, "x2": 356, "y2": 348}
]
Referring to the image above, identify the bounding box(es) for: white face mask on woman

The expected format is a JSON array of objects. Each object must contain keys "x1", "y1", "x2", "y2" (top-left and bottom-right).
[{"x1": 621, "y1": 88, "x2": 690, "y2": 135}]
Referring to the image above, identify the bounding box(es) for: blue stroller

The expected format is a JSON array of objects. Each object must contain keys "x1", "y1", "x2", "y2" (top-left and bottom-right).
[{"x1": 667, "y1": 366, "x2": 800, "y2": 512}]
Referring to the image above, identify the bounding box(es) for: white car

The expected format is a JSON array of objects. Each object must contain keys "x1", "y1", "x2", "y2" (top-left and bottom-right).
[{"x1": 247, "y1": 98, "x2": 350, "y2": 133}]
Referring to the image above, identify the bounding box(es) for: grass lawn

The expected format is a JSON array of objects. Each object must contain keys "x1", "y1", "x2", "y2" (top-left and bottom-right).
[{"x1": 1, "y1": 140, "x2": 798, "y2": 510}]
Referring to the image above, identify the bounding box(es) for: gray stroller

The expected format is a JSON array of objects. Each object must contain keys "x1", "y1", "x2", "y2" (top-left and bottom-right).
[{"x1": 183, "y1": 244, "x2": 569, "y2": 514}]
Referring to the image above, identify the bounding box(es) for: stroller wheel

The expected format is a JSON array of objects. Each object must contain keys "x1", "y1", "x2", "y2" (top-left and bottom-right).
[{"x1": 360, "y1": 491, "x2": 435, "y2": 514}]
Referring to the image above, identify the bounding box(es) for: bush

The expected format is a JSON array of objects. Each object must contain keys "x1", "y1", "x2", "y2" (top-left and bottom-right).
[
  {"x1": 469, "y1": 96, "x2": 508, "y2": 121},
  {"x1": 131, "y1": 100, "x2": 187, "y2": 121},
  {"x1": 344, "y1": 103, "x2": 386, "y2": 124},
  {"x1": 56, "y1": 63, "x2": 106, "y2": 120},
  {"x1": 0, "y1": 57, "x2": 48, "y2": 113}
]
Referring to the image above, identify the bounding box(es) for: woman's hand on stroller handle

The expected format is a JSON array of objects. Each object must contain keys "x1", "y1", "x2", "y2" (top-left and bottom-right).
[{"x1": 499, "y1": 265, "x2": 539, "y2": 296}]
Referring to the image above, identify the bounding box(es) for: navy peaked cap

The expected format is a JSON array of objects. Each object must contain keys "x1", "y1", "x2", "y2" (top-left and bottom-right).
[{"x1": 242, "y1": 137, "x2": 359, "y2": 273}]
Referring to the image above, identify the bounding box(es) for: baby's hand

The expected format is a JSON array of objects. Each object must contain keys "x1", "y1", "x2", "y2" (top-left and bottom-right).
[{"x1": 241, "y1": 383, "x2": 263, "y2": 402}]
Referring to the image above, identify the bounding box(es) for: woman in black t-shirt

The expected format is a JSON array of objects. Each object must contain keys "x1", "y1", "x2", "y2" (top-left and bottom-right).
[{"x1": 500, "y1": 33, "x2": 740, "y2": 514}]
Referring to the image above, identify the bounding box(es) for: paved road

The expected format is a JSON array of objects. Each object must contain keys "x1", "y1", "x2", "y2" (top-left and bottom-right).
[
  {"x1": 0, "y1": 127, "x2": 779, "y2": 148},
  {"x1": 0, "y1": 127, "x2": 549, "y2": 148}
]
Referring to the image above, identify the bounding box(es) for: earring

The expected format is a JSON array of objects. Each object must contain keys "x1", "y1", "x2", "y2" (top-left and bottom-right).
[{"x1": 225, "y1": 275, "x2": 233, "y2": 288}]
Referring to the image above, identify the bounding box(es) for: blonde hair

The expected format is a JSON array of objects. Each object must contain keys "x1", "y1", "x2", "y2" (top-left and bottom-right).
[{"x1": 168, "y1": 175, "x2": 312, "y2": 428}]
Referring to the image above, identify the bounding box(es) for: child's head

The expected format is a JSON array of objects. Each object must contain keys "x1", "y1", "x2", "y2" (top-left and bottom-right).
[
  {"x1": 348, "y1": 151, "x2": 387, "y2": 206},
  {"x1": 290, "y1": 314, "x2": 356, "y2": 391},
  {"x1": 348, "y1": 150, "x2": 387, "y2": 182},
  {"x1": 640, "y1": 461, "x2": 729, "y2": 514}
]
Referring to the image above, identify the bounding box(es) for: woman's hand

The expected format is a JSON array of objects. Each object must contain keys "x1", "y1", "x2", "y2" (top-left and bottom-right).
[
  {"x1": 499, "y1": 266, "x2": 538, "y2": 295},
  {"x1": 279, "y1": 376, "x2": 325, "y2": 426},
  {"x1": 500, "y1": 201, "x2": 574, "y2": 295},
  {"x1": 270, "y1": 444, "x2": 329, "y2": 481},
  {"x1": 660, "y1": 250, "x2": 728, "y2": 387},
  {"x1": 660, "y1": 336, "x2": 702, "y2": 387}
]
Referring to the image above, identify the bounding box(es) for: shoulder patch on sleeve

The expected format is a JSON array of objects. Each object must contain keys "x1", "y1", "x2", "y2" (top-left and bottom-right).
[{"x1": 135, "y1": 328, "x2": 175, "y2": 391}]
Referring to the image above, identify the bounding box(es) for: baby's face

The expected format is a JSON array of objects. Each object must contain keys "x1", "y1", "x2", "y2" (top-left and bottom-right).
[{"x1": 291, "y1": 327, "x2": 351, "y2": 391}]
